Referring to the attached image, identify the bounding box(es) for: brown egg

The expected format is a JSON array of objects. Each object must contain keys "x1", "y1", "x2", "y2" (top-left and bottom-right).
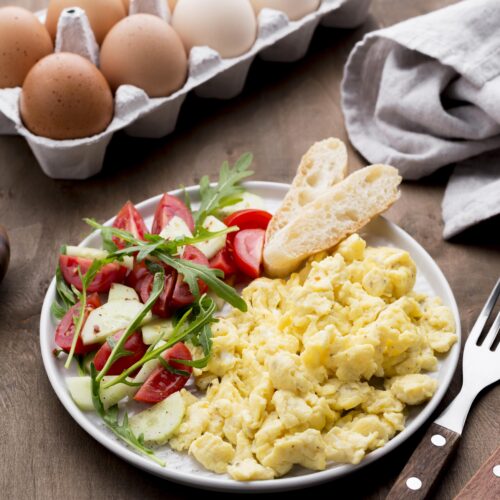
[
  {"x1": 46, "y1": 0, "x2": 126, "y2": 45},
  {"x1": 100, "y1": 14, "x2": 187, "y2": 97},
  {"x1": 0, "y1": 7, "x2": 53, "y2": 89},
  {"x1": 20, "y1": 53, "x2": 114, "y2": 140}
]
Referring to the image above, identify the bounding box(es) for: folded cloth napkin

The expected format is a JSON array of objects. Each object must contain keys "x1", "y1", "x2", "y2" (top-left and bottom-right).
[{"x1": 341, "y1": 0, "x2": 500, "y2": 238}]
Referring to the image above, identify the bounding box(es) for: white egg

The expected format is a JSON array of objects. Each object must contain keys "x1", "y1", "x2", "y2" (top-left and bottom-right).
[
  {"x1": 172, "y1": 0, "x2": 257, "y2": 58},
  {"x1": 251, "y1": 0, "x2": 320, "y2": 21}
]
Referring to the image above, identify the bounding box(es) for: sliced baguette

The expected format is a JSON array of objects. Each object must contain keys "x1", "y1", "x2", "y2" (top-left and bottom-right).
[
  {"x1": 266, "y1": 138, "x2": 348, "y2": 241},
  {"x1": 263, "y1": 164, "x2": 402, "y2": 277}
]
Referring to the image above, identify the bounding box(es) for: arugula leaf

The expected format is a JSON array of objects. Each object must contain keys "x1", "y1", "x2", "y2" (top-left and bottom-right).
[
  {"x1": 159, "y1": 357, "x2": 191, "y2": 378},
  {"x1": 181, "y1": 185, "x2": 192, "y2": 212},
  {"x1": 157, "y1": 253, "x2": 246, "y2": 311},
  {"x1": 194, "y1": 153, "x2": 254, "y2": 227},
  {"x1": 51, "y1": 301, "x2": 68, "y2": 321},
  {"x1": 171, "y1": 354, "x2": 211, "y2": 369},
  {"x1": 199, "y1": 324, "x2": 213, "y2": 356},
  {"x1": 101, "y1": 226, "x2": 118, "y2": 253},
  {"x1": 90, "y1": 364, "x2": 165, "y2": 467},
  {"x1": 85, "y1": 219, "x2": 137, "y2": 247},
  {"x1": 51, "y1": 266, "x2": 78, "y2": 319}
]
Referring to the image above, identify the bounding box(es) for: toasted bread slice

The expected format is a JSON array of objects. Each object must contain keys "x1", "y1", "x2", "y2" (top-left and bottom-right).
[
  {"x1": 266, "y1": 138, "x2": 348, "y2": 242},
  {"x1": 263, "y1": 164, "x2": 402, "y2": 277}
]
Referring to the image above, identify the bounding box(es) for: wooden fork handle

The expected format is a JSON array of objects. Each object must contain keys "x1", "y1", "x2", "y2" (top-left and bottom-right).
[
  {"x1": 455, "y1": 446, "x2": 500, "y2": 499},
  {"x1": 386, "y1": 423, "x2": 460, "y2": 500}
]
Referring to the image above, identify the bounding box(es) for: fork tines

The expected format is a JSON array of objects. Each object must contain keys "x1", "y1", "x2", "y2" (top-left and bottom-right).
[{"x1": 467, "y1": 278, "x2": 500, "y2": 350}]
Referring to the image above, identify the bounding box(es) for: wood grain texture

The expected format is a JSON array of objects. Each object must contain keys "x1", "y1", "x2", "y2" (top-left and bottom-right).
[
  {"x1": 454, "y1": 446, "x2": 500, "y2": 500},
  {"x1": 387, "y1": 423, "x2": 461, "y2": 500},
  {"x1": 0, "y1": 1, "x2": 499, "y2": 499}
]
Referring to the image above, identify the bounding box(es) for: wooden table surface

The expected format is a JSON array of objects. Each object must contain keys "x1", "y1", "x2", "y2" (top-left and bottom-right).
[{"x1": 1, "y1": 1, "x2": 499, "y2": 499}]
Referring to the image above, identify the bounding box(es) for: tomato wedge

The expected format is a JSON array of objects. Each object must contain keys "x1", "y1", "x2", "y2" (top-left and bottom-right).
[
  {"x1": 55, "y1": 293, "x2": 101, "y2": 355},
  {"x1": 59, "y1": 255, "x2": 127, "y2": 293},
  {"x1": 127, "y1": 261, "x2": 179, "y2": 318},
  {"x1": 112, "y1": 201, "x2": 148, "y2": 249},
  {"x1": 151, "y1": 194, "x2": 194, "y2": 234},
  {"x1": 233, "y1": 228, "x2": 265, "y2": 279},
  {"x1": 171, "y1": 245, "x2": 209, "y2": 309},
  {"x1": 134, "y1": 342, "x2": 192, "y2": 403},
  {"x1": 93, "y1": 330, "x2": 147, "y2": 376},
  {"x1": 125, "y1": 261, "x2": 150, "y2": 290},
  {"x1": 223, "y1": 209, "x2": 272, "y2": 245},
  {"x1": 209, "y1": 247, "x2": 237, "y2": 278},
  {"x1": 139, "y1": 268, "x2": 178, "y2": 318}
]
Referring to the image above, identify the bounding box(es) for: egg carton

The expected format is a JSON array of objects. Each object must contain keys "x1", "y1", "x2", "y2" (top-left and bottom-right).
[{"x1": 0, "y1": 0, "x2": 371, "y2": 180}]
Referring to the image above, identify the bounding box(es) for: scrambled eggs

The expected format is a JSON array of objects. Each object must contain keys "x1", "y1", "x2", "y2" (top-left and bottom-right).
[{"x1": 169, "y1": 234, "x2": 456, "y2": 480}]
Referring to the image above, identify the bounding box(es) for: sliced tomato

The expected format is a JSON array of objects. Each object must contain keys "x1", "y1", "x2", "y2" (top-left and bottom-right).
[
  {"x1": 59, "y1": 255, "x2": 127, "y2": 293},
  {"x1": 209, "y1": 247, "x2": 237, "y2": 278},
  {"x1": 112, "y1": 201, "x2": 148, "y2": 249},
  {"x1": 127, "y1": 260, "x2": 178, "y2": 317},
  {"x1": 171, "y1": 245, "x2": 209, "y2": 309},
  {"x1": 233, "y1": 228, "x2": 265, "y2": 279},
  {"x1": 134, "y1": 342, "x2": 192, "y2": 403},
  {"x1": 151, "y1": 194, "x2": 194, "y2": 234},
  {"x1": 125, "y1": 261, "x2": 150, "y2": 290},
  {"x1": 223, "y1": 209, "x2": 272, "y2": 245},
  {"x1": 93, "y1": 330, "x2": 147, "y2": 375},
  {"x1": 139, "y1": 269, "x2": 178, "y2": 318},
  {"x1": 55, "y1": 293, "x2": 101, "y2": 355}
]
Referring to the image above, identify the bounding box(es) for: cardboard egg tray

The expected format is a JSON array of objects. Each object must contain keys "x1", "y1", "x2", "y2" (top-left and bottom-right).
[{"x1": 0, "y1": 0, "x2": 371, "y2": 180}]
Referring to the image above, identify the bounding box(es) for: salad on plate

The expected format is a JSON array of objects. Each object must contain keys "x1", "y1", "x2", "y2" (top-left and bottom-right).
[{"x1": 51, "y1": 154, "x2": 270, "y2": 466}]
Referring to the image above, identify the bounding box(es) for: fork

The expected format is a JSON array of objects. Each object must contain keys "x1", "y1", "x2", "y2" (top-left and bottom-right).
[{"x1": 387, "y1": 278, "x2": 500, "y2": 500}]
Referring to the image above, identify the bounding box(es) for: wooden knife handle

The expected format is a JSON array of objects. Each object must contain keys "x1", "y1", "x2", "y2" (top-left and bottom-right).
[
  {"x1": 454, "y1": 446, "x2": 500, "y2": 500},
  {"x1": 386, "y1": 423, "x2": 460, "y2": 500}
]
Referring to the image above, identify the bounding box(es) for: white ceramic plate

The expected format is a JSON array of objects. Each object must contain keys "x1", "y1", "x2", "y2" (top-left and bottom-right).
[{"x1": 40, "y1": 181, "x2": 461, "y2": 493}]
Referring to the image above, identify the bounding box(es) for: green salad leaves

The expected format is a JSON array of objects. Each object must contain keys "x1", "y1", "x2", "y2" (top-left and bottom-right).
[
  {"x1": 194, "y1": 153, "x2": 254, "y2": 227},
  {"x1": 51, "y1": 266, "x2": 78, "y2": 320}
]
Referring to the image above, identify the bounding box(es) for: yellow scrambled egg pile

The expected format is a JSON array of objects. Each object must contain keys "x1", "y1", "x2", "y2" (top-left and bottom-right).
[{"x1": 169, "y1": 234, "x2": 456, "y2": 480}]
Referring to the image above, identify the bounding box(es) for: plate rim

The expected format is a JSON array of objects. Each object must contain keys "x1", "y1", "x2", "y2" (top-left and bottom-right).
[{"x1": 40, "y1": 180, "x2": 461, "y2": 493}]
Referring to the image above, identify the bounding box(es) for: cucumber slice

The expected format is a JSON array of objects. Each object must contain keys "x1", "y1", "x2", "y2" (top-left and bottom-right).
[
  {"x1": 81, "y1": 299, "x2": 152, "y2": 345},
  {"x1": 65, "y1": 246, "x2": 133, "y2": 270},
  {"x1": 134, "y1": 358, "x2": 160, "y2": 384},
  {"x1": 141, "y1": 319, "x2": 174, "y2": 345},
  {"x1": 108, "y1": 283, "x2": 139, "y2": 302},
  {"x1": 194, "y1": 215, "x2": 228, "y2": 259},
  {"x1": 66, "y1": 246, "x2": 108, "y2": 261},
  {"x1": 67, "y1": 377, "x2": 94, "y2": 411},
  {"x1": 129, "y1": 392, "x2": 185, "y2": 445},
  {"x1": 66, "y1": 376, "x2": 137, "y2": 411},
  {"x1": 159, "y1": 216, "x2": 193, "y2": 240},
  {"x1": 216, "y1": 192, "x2": 265, "y2": 218},
  {"x1": 133, "y1": 340, "x2": 165, "y2": 383}
]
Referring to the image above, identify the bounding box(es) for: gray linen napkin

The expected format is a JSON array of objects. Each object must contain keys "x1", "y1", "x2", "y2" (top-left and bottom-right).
[{"x1": 341, "y1": 0, "x2": 500, "y2": 238}]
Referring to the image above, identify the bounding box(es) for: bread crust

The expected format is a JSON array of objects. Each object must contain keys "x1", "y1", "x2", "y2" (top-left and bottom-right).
[
  {"x1": 263, "y1": 164, "x2": 402, "y2": 277},
  {"x1": 265, "y1": 138, "x2": 347, "y2": 242}
]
